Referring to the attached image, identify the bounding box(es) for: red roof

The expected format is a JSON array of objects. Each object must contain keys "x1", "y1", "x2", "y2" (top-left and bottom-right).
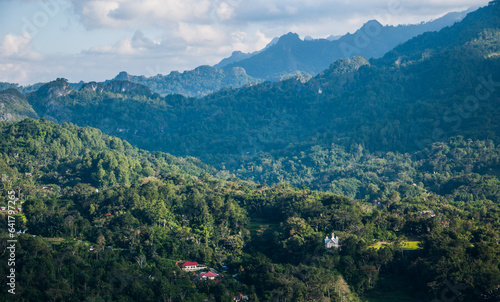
[
  {"x1": 201, "y1": 272, "x2": 218, "y2": 278},
  {"x1": 178, "y1": 261, "x2": 198, "y2": 267}
]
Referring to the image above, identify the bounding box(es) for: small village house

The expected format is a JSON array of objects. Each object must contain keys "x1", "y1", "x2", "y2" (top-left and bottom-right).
[
  {"x1": 325, "y1": 232, "x2": 340, "y2": 249},
  {"x1": 177, "y1": 261, "x2": 207, "y2": 271},
  {"x1": 233, "y1": 293, "x2": 249, "y2": 301},
  {"x1": 200, "y1": 271, "x2": 218, "y2": 280}
]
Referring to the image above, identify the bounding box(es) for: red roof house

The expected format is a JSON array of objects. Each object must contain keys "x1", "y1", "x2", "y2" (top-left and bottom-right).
[
  {"x1": 200, "y1": 271, "x2": 218, "y2": 280},
  {"x1": 177, "y1": 261, "x2": 200, "y2": 271},
  {"x1": 178, "y1": 261, "x2": 198, "y2": 267}
]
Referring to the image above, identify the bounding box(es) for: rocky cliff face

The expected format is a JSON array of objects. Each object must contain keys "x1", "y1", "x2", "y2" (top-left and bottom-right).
[{"x1": 81, "y1": 81, "x2": 151, "y2": 95}]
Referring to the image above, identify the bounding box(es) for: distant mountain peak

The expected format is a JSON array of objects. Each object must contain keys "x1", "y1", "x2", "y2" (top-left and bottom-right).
[
  {"x1": 277, "y1": 32, "x2": 301, "y2": 44},
  {"x1": 363, "y1": 20, "x2": 383, "y2": 27},
  {"x1": 115, "y1": 71, "x2": 131, "y2": 81}
]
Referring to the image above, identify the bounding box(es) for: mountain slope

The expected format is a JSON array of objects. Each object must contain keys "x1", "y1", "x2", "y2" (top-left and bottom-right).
[
  {"x1": 214, "y1": 37, "x2": 280, "y2": 69},
  {"x1": 0, "y1": 88, "x2": 39, "y2": 122},
  {"x1": 376, "y1": 3, "x2": 500, "y2": 65}
]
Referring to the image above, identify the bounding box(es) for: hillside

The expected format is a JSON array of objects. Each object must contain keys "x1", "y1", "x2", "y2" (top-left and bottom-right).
[
  {"x1": 0, "y1": 88, "x2": 39, "y2": 122},
  {"x1": 0, "y1": 118, "x2": 214, "y2": 188},
  {"x1": 376, "y1": 3, "x2": 500, "y2": 65}
]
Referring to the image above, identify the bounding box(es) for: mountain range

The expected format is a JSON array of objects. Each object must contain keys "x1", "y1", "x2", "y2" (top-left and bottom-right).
[
  {"x1": 15, "y1": 3, "x2": 499, "y2": 192},
  {"x1": 0, "y1": 7, "x2": 477, "y2": 101},
  {"x1": 100, "y1": 7, "x2": 473, "y2": 97},
  {"x1": 216, "y1": 8, "x2": 474, "y2": 80}
]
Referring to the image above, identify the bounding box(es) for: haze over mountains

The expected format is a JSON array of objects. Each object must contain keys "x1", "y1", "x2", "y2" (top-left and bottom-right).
[
  {"x1": 100, "y1": 8, "x2": 472, "y2": 97},
  {"x1": 217, "y1": 8, "x2": 474, "y2": 80},
  {"x1": 0, "y1": 7, "x2": 473, "y2": 99}
]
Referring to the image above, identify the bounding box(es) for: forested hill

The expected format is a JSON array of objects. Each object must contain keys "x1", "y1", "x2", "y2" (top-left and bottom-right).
[
  {"x1": 0, "y1": 118, "x2": 214, "y2": 189},
  {"x1": 109, "y1": 65, "x2": 260, "y2": 98},
  {"x1": 375, "y1": 2, "x2": 500, "y2": 66},
  {"x1": 3, "y1": 3, "x2": 500, "y2": 302}
]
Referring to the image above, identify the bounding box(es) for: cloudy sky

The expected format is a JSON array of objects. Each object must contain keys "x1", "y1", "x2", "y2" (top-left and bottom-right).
[{"x1": 0, "y1": 0, "x2": 490, "y2": 85}]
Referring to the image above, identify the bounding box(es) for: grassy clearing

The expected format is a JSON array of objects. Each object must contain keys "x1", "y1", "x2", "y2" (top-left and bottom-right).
[
  {"x1": 46, "y1": 237, "x2": 65, "y2": 245},
  {"x1": 369, "y1": 240, "x2": 422, "y2": 251},
  {"x1": 402, "y1": 241, "x2": 421, "y2": 250}
]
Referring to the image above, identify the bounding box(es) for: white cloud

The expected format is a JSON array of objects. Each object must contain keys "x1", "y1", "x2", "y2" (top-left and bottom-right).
[
  {"x1": 176, "y1": 23, "x2": 227, "y2": 45},
  {"x1": 0, "y1": 33, "x2": 43, "y2": 60},
  {"x1": 85, "y1": 37, "x2": 137, "y2": 55},
  {"x1": 69, "y1": 0, "x2": 484, "y2": 32},
  {"x1": 230, "y1": 30, "x2": 270, "y2": 53},
  {"x1": 216, "y1": 2, "x2": 235, "y2": 21},
  {"x1": 69, "y1": 0, "x2": 215, "y2": 29},
  {"x1": 0, "y1": 63, "x2": 30, "y2": 84},
  {"x1": 131, "y1": 30, "x2": 160, "y2": 50},
  {"x1": 83, "y1": 30, "x2": 164, "y2": 55},
  {"x1": 73, "y1": 1, "x2": 121, "y2": 29}
]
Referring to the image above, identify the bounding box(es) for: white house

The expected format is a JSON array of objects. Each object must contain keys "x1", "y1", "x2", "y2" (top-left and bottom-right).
[
  {"x1": 234, "y1": 293, "x2": 249, "y2": 301},
  {"x1": 177, "y1": 261, "x2": 207, "y2": 271},
  {"x1": 325, "y1": 232, "x2": 340, "y2": 249}
]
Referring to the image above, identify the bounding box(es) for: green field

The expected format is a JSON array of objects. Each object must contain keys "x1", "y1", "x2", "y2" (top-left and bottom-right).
[
  {"x1": 369, "y1": 240, "x2": 422, "y2": 251},
  {"x1": 46, "y1": 237, "x2": 65, "y2": 245}
]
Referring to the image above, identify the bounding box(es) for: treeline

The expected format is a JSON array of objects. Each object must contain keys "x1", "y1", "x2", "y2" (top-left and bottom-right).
[{"x1": 229, "y1": 136, "x2": 500, "y2": 203}]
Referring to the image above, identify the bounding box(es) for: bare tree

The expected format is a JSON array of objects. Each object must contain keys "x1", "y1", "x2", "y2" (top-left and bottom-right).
[{"x1": 135, "y1": 254, "x2": 147, "y2": 268}]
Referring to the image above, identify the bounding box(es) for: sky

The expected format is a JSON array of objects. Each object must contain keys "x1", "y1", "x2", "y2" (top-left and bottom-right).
[{"x1": 0, "y1": 0, "x2": 491, "y2": 85}]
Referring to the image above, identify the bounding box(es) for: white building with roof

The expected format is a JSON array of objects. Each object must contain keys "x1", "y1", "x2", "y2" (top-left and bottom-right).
[{"x1": 325, "y1": 232, "x2": 340, "y2": 249}]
